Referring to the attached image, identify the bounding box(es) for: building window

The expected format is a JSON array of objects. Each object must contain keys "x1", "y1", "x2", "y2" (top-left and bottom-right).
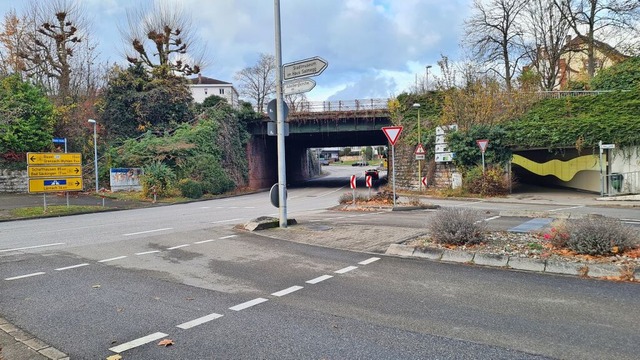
[{"x1": 219, "y1": 89, "x2": 225, "y2": 95}]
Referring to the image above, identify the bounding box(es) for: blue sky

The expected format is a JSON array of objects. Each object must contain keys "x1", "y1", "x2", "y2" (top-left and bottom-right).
[{"x1": 0, "y1": 0, "x2": 471, "y2": 101}]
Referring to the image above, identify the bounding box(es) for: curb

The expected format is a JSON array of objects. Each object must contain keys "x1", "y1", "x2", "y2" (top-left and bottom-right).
[
  {"x1": 0, "y1": 317, "x2": 68, "y2": 360},
  {"x1": 387, "y1": 245, "x2": 639, "y2": 282}
]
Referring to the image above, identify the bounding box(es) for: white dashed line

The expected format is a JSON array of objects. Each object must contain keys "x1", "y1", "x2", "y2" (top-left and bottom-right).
[
  {"x1": 219, "y1": 235, "x2": 237, "y2": 239},
  {"x1": 271, "y1": 286, "x2": 303, "y2": 297},
  {"x1": 167, "y1": 244, "x2": 190, "y2": 250},
  {"x1": 335, "y1": 266, "x2": 358, "y2": 274},
  {"x1": 358, "y1": 257, "x2": 380, "y2": 265},
  {"x1": 548, "y1": 205, "x2": 584, "y2": 212},
  {"x1": 55, "y1": 263, "x2": 89, "y2": 271},
  {"x1": 177, "y1": 313, "x2": 223, "y2": 330},
  {"x1": 194, "y1": 239, "x2": 215, "y2": 244},
  {"x1": 5, "y1": 272, "x2": 46, "y2": 281},
  {"x1": 0, "y1": 242, "x2": 65, "y2": 253},
  {"x1": 199, "y1": 206, "x2": 210, "y2": 209},
  {"x1": 109, "y1": 332, "x2": 168, "y2": 354},
  {"x1": 135, "y1": 250, "x2": 161, "y2": 256},
  {"x1": 98, "y1": 256, "x2": 127, "y2": 263},
  {"x1": 212, "y1": 218, "x2": 241, "y2": 224},
  {"x1": 229, "y1": 298, "x2": 269, "y2": 311},
  {"x1": 306, "y1": 275, "x2": 333, "y2": 284},
  {"x1": 484, "y1": 216, "x2": 501, "y2": 221},
  {"x1": 123, "y1": 228, "x2": 173, "y2": 236}
]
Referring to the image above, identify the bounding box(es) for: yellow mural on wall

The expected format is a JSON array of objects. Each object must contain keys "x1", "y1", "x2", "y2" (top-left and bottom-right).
[{"x1": 512, "y1": 154, "x2": 600, "y2": 182}]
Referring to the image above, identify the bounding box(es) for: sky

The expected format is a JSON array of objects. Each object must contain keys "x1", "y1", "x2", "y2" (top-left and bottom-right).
[{"x1": 0, "y1": 0, "x2": 472, "y2": 102}]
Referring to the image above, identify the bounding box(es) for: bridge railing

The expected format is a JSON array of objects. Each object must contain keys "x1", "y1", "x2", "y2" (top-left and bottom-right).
[{"x1": 290, "y1": 99, "x2": 389, "y2": 113}]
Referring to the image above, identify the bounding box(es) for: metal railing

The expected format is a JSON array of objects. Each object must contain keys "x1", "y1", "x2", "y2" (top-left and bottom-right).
[
  {"x1": 603, "y1": 171, "x2": 640, "y2": 196},
  {"x1": 290, "y1": 99, "x2": 389, "y2": 113}
]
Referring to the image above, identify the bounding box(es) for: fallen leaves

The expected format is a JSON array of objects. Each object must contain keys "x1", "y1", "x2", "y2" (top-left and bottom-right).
[{"x1": 158, "y1": 339, "x2": 174, "y2": 347}]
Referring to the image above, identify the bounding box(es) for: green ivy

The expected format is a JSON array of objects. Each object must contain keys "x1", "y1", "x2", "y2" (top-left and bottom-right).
[{"x1": 448, "y1": 125, "x2": 512, "y2": 170}]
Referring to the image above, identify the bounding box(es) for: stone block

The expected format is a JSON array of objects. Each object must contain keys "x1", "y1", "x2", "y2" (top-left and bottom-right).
[
  {"x1": 545, "y1": 261, "x2": 588, "y2": 276},
  {"x1": 23, "y1": 337, "x2": 50, "y2": 351},
  {"x1": 412, "y1": 247, "x2": 443, "y2": 260},
  {"x1": 38, "y1": 346, "x2": 68, "y2": 360},
  {"x1": 385, "y1": 244, "x2": 415, "y2": 257},
  {"x1": 441, "y1": 249, "x2": 474, "y2": 263},
  {"x1": 473, "y1": 253, "x2": 509, "y2": 267},
  {"x1": 586, "y1": 264, "x2": 626, "y2": 279},
  {"x1": 507, "y1": 257, "x2": 546, "y2": 272}
]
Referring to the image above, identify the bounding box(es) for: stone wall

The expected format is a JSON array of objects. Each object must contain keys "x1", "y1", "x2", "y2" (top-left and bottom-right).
[{"x1": 0, "y1": 169, "x2": 28, "y2": 192}]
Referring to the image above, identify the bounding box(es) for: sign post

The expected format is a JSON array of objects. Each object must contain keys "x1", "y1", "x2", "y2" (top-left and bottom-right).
[
  {"x1": 382, "y1": 126, "x2": 403, "y2": 207},
  {"x1": 599, "y1": 141, "x2": 615, "y2": 196},
  {"x1": 350, "y1": 175, "x2": 357, "y2": 205},
  {"x1": 365, "y1": 175, "x2": 372, "y2": 199},
  {"x1": 415, "y1": 143, "x2": 426, "y2": 191},
  {"x1": 476, "y1": 139, "x2": 489, "y2": 174},
  {"x1": 27, "y1": 152, "x2": 83, "y2": 209}
]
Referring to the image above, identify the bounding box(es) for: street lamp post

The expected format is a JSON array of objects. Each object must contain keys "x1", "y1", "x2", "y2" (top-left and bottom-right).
[
  {"x1": 88, "y1": 119, "x2": 98, "y2": 192},
  {"x1": 425, "y1": 65, "x2": 432, "y2": 91},
  {"x1": 412, "y1": 103, "x2": 422, "y2": 191}
]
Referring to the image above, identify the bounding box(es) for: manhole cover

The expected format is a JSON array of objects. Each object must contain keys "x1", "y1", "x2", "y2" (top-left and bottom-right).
[{"x1": 306, "y1": 224, "x2": 333, "y2": 231}]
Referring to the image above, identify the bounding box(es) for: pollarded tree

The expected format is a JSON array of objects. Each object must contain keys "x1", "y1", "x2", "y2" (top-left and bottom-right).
[
  {"x1": 122, "y1": 2, "x2": 205, "y2": 78},
  {"x1": 234, "y1": 53, "x2": 276, "y2": 112},
  {"x1": 463, "y1": 0, "x2": 529, "y2": 91},
  {"x1": 554, "y1": 0, "x2": 640, "y2": 79}
]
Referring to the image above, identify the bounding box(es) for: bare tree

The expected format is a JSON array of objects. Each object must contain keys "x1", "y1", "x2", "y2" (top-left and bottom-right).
[
  {"x1": 285, "y1": 92, "x2": 308, "y2": 112},
  {"x1": 234, "y1": 53, "x2": 276, "y2": 113},
  {"x1": 524, "y1": 0, "x2": 571, "y2": 90},
  {"x1": 554, "y1": 0, "x2": 640, "y2": 78},
  {"x1": 121, "y1": 2, "x2": 205, "y2": 77},
  {"x1": 0, "y1": 10, "x2": 29, "y2": 77},
  {"x1": 17, "y1": 0, "x2": 87, "y2": 103},
  {"x1": 463, "y1": 0, "x2": 528, "y2": 91}
]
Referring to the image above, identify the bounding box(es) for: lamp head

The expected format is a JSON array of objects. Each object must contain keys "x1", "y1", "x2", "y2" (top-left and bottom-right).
[
  {"x1": 88, "y1": 119, "x2": 96, "y2": 124},
  {"x1": 412, "y1": 103, "x2": 420, "y2": 108}
]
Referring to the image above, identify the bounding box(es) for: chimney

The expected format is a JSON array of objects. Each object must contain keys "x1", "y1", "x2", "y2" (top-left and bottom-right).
[{"x1": 198, "y1": 73, "x2": 202, "y2": 84}]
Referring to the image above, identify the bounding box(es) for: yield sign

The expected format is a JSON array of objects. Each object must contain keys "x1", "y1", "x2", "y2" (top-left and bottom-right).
[
  {"x1": 476, "y1": 139, "x2": 489, "y2": 153},
  {"x1": 415, "y1": 143, "x2": 426, "y2": 155},
  {"x1": 382, "y1": 126, "x2": 403, "y2": 146}
]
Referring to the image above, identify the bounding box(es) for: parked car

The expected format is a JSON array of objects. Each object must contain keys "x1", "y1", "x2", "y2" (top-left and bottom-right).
[
  {"x1": 351, "y1": 161, "x2": 369, "y2": 166},
  {"x1": 319, "y1": 158, "x2": 330, "y2": 165},
  {"x1": 364, "y1": 168, "x2": 379, "y2": 180}
]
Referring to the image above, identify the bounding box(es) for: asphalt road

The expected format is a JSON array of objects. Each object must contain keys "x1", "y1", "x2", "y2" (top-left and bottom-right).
[{"x1": 2, "y1": 166, "x2": 640, "y2": 359}]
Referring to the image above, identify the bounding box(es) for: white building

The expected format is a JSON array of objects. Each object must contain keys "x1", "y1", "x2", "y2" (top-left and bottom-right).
[{"x1": 188, "y1": 75, "x2": 239, "y2": 108}]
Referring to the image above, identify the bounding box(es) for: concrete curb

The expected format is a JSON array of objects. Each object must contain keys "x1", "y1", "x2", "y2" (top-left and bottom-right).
[
  {"x1": 0, "y1": 317, "x2": 68, "y2": 360},
  {"x1": 387, "y1": 245, "x2": 639, "y2": 282}
]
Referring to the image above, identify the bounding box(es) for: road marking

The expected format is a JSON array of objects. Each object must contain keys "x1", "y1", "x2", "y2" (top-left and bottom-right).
[
  {"x1": 0, "y1": 242, "x2": 65, "y2": 253},
  {"x1": 358, "y1": 257, "x2": 380, "y2": 265},
  {"x1": 212, "y1": 218, "x2": 241, "y2": 224},
  {"x1": 271, "y1": 286, "x2": 303, "y2": 297},
  {"x1": 167, "y1": 244, "x2": 190, "y2": 250},
  {"x1": 219, "y1": 235, "x2": 237, "y2": 239},
  {"x1": 55, "y1": 263, "x2": 89, "y2": 271},
  {"x1": 306, "y1": 275, "x2": 333, "y2": 284},
  {"x1": 109, "y1": 332, "x2": 168, "y2": 354},
  {"x1": 229, "y1": 298, "x2": 269, "y2": 311},
  {"x1": 194, "y1": 239, "x2": 215, "y2": 244},
  {"x1": 548, "y1": 205, "x2": 584, "y2": 212},
  {"x1": 123, "y1": 228, "x2": 173, "y2": 236},
  {"x1": 5, "y1": 272, "x2": 46, "y2": 281},
  {"x1": 335, "y1": 266, "x2": 358, "y2": 274},
  {"x1": 135, "y1": 250, "x2": 161, "y2": 256},
  {"x1": 243, "y1": 207, "x2": 256, "y2": 209},
  {"x1": 177, "y1": 313, "x2": 223, "y2": 330},
  {"x1": 484, "y1": 215, "x2": 501, "y2": 221},
  {"x1": 98, "y1": 256, "x2": 127, "y2": 263},
  {"x1": 199, "y1": 206, "x2": 210, "y2": 209}
]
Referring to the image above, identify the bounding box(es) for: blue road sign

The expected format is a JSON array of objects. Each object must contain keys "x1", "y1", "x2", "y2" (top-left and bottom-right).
[
  {"x1": 44, "y1": 180, "x2": 67, "y2": 186},
  {"x1": 52, "y1": 138, "x2": 66, "y2": 144}
]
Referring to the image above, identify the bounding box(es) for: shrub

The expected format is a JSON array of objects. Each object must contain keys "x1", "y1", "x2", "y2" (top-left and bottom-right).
[
  {"x1": 178, "y1": 179, "x2": 203, "y2": 199},
  {"x1": 427, "y1": 207, "x2": 486, "y2": 246},
  {"x1": 566, "y1": 217, "x2": 638, "y2": 255},
  {"x1": 140, "y1": 161, "x2": 175, "y2": 197},
  {"x1": 541, "y1": 220, "x2": 570, "y2": 248},
  {"x1": 463, "y1": 165, "x2": 510, "y2": 196},
  {"x1": 338, "y1": 192, "x2": 367, "y2": 204}
]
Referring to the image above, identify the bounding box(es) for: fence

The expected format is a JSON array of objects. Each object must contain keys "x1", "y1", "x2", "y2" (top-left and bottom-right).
[
  {"x1": 291, "y1": 99, "x2": 389, "y2": 113},
  {"x1": 603, "y1": 171, "x2": 640, "y2": 196}
]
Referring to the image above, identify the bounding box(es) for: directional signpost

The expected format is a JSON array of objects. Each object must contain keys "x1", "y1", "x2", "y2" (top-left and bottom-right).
[
  {"x1": 28, "y1": 152, "x2": 81, "y2": 165},
  {"x1": 382, "y1": 126, "x2": 403, "y2": 207},
  {"x1": 27, "y1": 152, "x2": 83, "y2": 209},
  {"x1": 283, "y1": 78, "x2": 316, "y2": 95},
  {"x1": 28, "y1": 165, "x2": 82, "y2": 178},
  {"x1": 28, "y1": 178, "x2": 83, "y2": 192},
  {"x1": 283, "y1": 56, "x2": 328, "y2": 81}
]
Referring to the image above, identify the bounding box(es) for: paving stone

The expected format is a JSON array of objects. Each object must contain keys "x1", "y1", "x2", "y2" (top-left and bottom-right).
[
  {"x1": 0, "y1": 317, "x2": 8, "y2": 325},
  {"x1": 23, "y1": 337, "x2": 49, "y2": 351},
  {"x1": 586, "y1": 264, "x2": 626, "y2": 279},
  {"x1": 545, "y1": 261, "x2": 588, "y2": 276},
  {"x1": 0, "y1": 323, "x2": 18, "y2": 333},
  {"x1": 0, "y1": 332, "x2": 47, "y2": 360},
  {"x1": 10, "y1": 329, "x2": 34, "y2": 342},
  {"x1": 441, "y1": 249, "x2": 474, "y2": 263},
  {"x1": 507, "y1": 257, "x2": 546, "y2": 272},
  {"x1": 412, "y1": 247, "x2": 443, "y2": 260},
  {"x1": 385, "y1": 244, "x2": 415, "y2": 257},
  {"x1": 634, "y1": 268, "x2": 640, "y2": 282},
  {"x1": 473, "y1": 253, "x2": 509, "y2": 267},
  {"x1": 38, "y1": 346, "x2": 68, "y2": 360}
]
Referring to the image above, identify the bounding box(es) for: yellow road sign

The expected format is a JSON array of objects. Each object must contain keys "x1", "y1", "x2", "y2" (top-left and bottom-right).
[
  {"x1": 28, "y1": 165, "x2": 82, "y2": 178},
  {"x1": 27, "y1": 152, "x2": 81, "y2": 165},
  {"x1": 28, "y1": 178, "x2": 83, "y2": 193}
]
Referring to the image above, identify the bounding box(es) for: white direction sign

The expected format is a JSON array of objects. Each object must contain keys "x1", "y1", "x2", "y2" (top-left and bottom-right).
[
  {"x1": 283, "y1": 56, "x2": 328, "y2": 81},
  {"x1": 283, "y1": 78, "x2": 316, "y2": 95}
]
